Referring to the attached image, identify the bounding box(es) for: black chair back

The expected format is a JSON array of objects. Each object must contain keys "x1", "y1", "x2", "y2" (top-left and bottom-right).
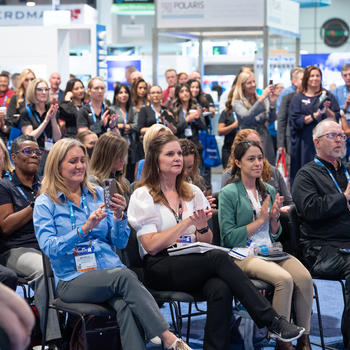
[{"x1": 287, "y1": 205, "x2": 301, "y2": 259}]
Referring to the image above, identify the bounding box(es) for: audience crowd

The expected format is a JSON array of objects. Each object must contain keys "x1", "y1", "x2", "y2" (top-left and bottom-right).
[{"x1": 0, "y1": 63, "x2": 350, "y2": 350}]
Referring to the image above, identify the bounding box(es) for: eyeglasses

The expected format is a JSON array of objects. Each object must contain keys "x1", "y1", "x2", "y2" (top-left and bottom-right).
[
  {"x1": 36, "y1": 88, "x2": 50, "y2": 93},
  {"x1": 318, "y1": 133, "x2": 347, "y2": 141},
  {"x1": 25, "y1": 78, "x2": 35, "y2": 82},
  {"x1": 15, "y1": 147, "x2": 44, "y2": 157}
]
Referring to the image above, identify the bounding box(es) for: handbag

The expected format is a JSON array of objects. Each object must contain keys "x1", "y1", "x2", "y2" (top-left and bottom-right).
[
  {"x1": 200, "y1": 122, "x2": 221, "y2": 168},
  {"x1": 276, "y1": 150, "x2": 288, "y2": 185}
]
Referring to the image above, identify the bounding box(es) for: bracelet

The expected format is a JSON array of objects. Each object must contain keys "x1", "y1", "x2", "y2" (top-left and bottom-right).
[
  {"x1": 77, "y1": 227, "x2": 83, "y2": 238},
  {"x1": 77, "y1": 226, "x2": 87, "y2": 238},
  {"x1": 197, "y1": 226, "x2": 209, "y2": 234}
]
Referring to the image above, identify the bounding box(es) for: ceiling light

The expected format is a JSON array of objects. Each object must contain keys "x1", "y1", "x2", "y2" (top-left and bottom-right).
[{"x1": 26, "y1": 1, "x2": 36, "y2": 6}]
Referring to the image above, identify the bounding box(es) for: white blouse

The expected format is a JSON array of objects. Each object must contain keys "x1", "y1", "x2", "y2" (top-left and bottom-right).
[{"x1": 127, "y1": 184, "x2": 210, "y2": 258}]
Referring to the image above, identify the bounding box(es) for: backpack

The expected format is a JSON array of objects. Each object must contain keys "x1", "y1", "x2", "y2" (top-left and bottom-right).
[{"x1": 69, "y1": 315, "x2": 122, "y2": 350}]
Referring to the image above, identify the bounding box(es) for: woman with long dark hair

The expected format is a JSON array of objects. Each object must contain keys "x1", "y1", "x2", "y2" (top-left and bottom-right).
[
  {"x1": 219, "y1": 140, "x2": 313, "y2": 350},
  {"x1": 58, "y1": 79, "x2": 86, "y2": 137},
  {"x1": 110, "y1": 83, "x2": 142, "y2": 183}
]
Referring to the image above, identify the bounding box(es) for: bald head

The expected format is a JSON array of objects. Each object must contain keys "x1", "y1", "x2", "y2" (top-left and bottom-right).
[{"x1": 49, "y1": 72, "x2": 61, "y2": 90}]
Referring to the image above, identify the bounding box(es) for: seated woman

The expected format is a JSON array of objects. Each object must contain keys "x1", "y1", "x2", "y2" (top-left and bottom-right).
[
  {"x1": 179, "y1": 138, "x2": 206, "y2": 191},
  {"x1": 221, "y1": 129, "x2": 293, "y2": 207},
  {"x1": 76, "y1": 130, "x2": 98, "y2": 159},
  {"x1": 33, "y1": 138, "x2": 192, "y2": 350},
  {"x1": 218, "y1": 140, "x2": 313, "y2": 350},
  {"x1": 0, "y1": 139, "x2": 14, "y2": 179},
  {"x1": 136, "y1": 123, "x2": 173, "y2": 181},
  {"x1": 89, "y1": 132, "x2": 131, "y2": 204},
  {"x1": 127, "y1": 133, "x2": 305, "y2": 350}
]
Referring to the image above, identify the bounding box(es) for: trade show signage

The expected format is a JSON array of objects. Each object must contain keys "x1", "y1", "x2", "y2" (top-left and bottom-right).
[
  {"x1": 0, "y1": 4, "x2": 96, "y2": 26},
  {"x1": 156, "y1": 0, "x2": 299, "y2": 34},
  {"x1": 111, "y1": 0, "x2": 155, "y2": 15}
]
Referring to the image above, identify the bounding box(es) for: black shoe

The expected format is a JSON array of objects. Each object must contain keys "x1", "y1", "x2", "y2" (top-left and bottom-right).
[{"x1": 268, "y1": 316, "x2": 305, "y2": 342}]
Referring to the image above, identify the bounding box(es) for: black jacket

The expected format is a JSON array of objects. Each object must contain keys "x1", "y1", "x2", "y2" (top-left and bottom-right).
[{"x1": 292, "y1": 157, "x2": 350, "y2": 247}]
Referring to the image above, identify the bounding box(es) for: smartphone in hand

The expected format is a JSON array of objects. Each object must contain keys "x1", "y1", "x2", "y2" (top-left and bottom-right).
[{"x1": 103, "y1": 179, "x2": 117, "y2": 209}]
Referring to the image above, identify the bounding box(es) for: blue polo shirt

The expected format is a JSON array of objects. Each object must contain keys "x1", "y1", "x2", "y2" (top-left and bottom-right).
[
  {"x1": 33, "y1": 186, "x2": 129, "y2": 282},
  {"x1": 0, "y1": 171, "x2": 40, "y2": 254}
]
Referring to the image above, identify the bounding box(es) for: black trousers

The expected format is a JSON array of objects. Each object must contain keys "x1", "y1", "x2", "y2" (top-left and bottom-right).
[
  {"x1": 0, "y1": 263, "x2": 17, "y2": 291},
  {"x1": 144, "y1": 249, "x2": 277, "y2": 350},
  {"x1": 303, "y1": 244, "x2": 350, "y2": 349}
]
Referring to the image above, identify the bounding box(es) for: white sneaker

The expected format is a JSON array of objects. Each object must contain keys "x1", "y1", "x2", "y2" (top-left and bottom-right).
[
  {"x1": 150, "y1": 336, "x2": 162, "y2": 345},
  {"x1": 168, "y1": 338, "x2": 192, "y2": 350}
]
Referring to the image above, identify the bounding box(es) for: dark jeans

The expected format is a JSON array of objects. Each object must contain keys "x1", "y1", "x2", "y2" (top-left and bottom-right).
[
  {"x1": 303, "y1": 244, "x2": 350, "y2": 348},
  {"x1": 144, "y1": 249, "x2": 277, "y2": 350}
]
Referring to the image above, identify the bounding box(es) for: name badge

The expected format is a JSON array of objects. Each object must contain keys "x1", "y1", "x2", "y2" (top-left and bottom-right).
[
  {"x1": 345, "y1": 113, "x2": 350, "y2": 122},
  {"x1": 184, "y1": 126, "x2": 193, "y2": 137},
  {"x1": 177, "y1": 235, "x2": 193, "y2": 243},
  {"x1": 74, "y1": 242, "x2": 97, "y2": 272},
  {"x1": 45, "y1": 138, "x2": 54, "y2": 151}
]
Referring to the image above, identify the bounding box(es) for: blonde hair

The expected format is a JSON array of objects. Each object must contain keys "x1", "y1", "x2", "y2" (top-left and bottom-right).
[
  {"x1": 226, "y1": 129, "x2": 272, "y2": 182},
  {"x1": 16, "y1": 69, "x2": 36, "y2": 109},
  {"x1": 26, "y1": 78, "x2": 49, "y2": 105},
  {"x1": 87, "y1": 76, "x2": 105, "y2": 90},
  {"x1": 232, "y1": 71, "x2": 257, "y2": 109},
  {"x1": 0, "y1": 139, "x2": 14, "y2": 173},
  {"x1": 90, "y1": 132, "x2": 129, "y2": 194},
  {"x1": 40, "y1": 138, "x2": 96, "y2": 203},
  {"x1": 143, "y1": 124, "x2": 173, "y2": 155}
]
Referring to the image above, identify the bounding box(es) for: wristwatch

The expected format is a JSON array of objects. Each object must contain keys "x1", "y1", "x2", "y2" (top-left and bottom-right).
[
  {"x1": 197, "y1": 226, "x2": 209, "y2": 234},
  {"x1": 29, "y1": 201, "x2": 35, "y2": 208}
]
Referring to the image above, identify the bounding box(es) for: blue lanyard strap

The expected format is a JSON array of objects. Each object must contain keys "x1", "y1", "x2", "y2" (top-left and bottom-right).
[
  {"x1": 151, "y1": 104, "x2": 163, "y2": 125},
  {"x1": 89, "y1": 103, "x2": 104, "y2": 124},
  {"x1": 67, "y1": 193, "x2": 89, "y2": 230},
  {"x1": 15, "y1": 183, "x2": 40, "y2": 202},
  {"x1": 314, "y1": 158, "x2": 350, "y2": 193},
  {"x1": 2, "y1": 96, "x2": 7, "y2": 107}
]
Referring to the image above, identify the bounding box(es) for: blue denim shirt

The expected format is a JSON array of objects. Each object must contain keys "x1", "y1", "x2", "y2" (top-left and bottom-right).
[{"x1": 33, "y1": 186, "x2": 130, "y2": 282}]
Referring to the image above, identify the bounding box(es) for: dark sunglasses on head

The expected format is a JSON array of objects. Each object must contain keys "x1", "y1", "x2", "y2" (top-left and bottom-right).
[{"x1": 15, "y1": 147, "x2": 44, "y2": 157}]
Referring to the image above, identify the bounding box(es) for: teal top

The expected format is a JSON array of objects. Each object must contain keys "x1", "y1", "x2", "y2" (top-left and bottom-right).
[{"x1": 218, "y1": 180, "x2": 282, "y2": 248}]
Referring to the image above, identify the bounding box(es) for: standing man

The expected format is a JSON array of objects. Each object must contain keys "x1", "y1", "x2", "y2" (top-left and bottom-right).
[
  {"x1": 292, "y1": 119, "x2": 350, "y2": 349},
  {"x1": 334, "y1": 64, "x2": 350, "y2": 160},
  {"x1": 162, "y1": 69, "x2": 177, "y2": 108},
  {"x1": 48, "y1": 72, "x2": 64, "y2": 104},
  {"x1": 277, "y1": 68, "x2": 304, "y2": 157},
  {"x1": 277, "y1": 67, "x2": 305, "y2": 111},
  {"x1": 0, "y1": 73, "x2": 14, "y2": 141}
]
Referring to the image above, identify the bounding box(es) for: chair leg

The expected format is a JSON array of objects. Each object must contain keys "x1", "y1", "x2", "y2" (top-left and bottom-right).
[
  {"x1": 338, "y1": 280, "x2": 346, "y2": 305},
  {"x1": 81, "y1": 316, "x2": 88, "y2": 350},
  {"x1": 186, "y1": 302, "x2": 193, "y2": 344},
  {"x1": 312, "y1": 282, "x2": 326, "y2": 350},
  {"x1": 168, "y1": 302, "x2": 182, "y2": 339}
]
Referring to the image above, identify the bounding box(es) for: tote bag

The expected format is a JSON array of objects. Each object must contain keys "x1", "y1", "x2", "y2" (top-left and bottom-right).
[{"x1": 200, "y1": 125, "x2": 221, "y2": 168}]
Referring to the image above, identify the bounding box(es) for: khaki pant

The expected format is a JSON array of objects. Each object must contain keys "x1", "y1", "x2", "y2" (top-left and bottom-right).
[{"x1": 235, "y1": 254, "x2": 313, "y2": 333}]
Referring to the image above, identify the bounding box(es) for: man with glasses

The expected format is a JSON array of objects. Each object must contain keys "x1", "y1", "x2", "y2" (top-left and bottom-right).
[
  {"x1": 0, "y1": 135, "x2": 61, "y2": 349},
  {"x1": 292, "y1": 119, "x2": 350, "y2": 349}
]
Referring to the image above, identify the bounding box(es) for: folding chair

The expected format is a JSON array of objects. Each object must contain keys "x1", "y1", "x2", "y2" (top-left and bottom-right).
[
  {"x1": 288, "y1": 205, "x2": 346, "y2": 350},
  {"x1": 120, "y1": 227, "x2": 206, "y2": 344},
  {"x1": 41, "y1": 253, "x2": 121, "y2": 350}
]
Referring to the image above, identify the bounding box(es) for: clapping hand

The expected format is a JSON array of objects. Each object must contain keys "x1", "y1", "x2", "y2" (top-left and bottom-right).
[{"x1": 270, "y1": 193, "x2": 284, "y2": 222}]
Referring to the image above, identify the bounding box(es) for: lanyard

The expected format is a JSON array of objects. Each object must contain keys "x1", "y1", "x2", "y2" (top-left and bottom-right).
[
  {"x1": 246, "y1": 188, "x2": 262, "y2": 220},
  {"x1": 15, "y1": 184, "x2": 40, "y2": 202},
  {"x1": 67, "y1": 193, "x2": 89, "y2": 230},
  {"x1": 89, "y1": 103, "x2": 104, "y2": 124},
  {"x1": 4, "y1": 171, "x2": 12, "y2": 180},
  {"x1": 121, "y1": 109, "x2": 128, "y2": 124},
  {"x1": 2, "y1": 96, "x2": 7, "y2": 107},
  {"x1": 314, "y1": 158, "x2": 350, "y2": 193},
  {"x1": 163, "y1": 195, "x2": 183, "y2": 223},
  {"x1": 150, "y1": 104, "x2": 163, "y2": 125}
]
